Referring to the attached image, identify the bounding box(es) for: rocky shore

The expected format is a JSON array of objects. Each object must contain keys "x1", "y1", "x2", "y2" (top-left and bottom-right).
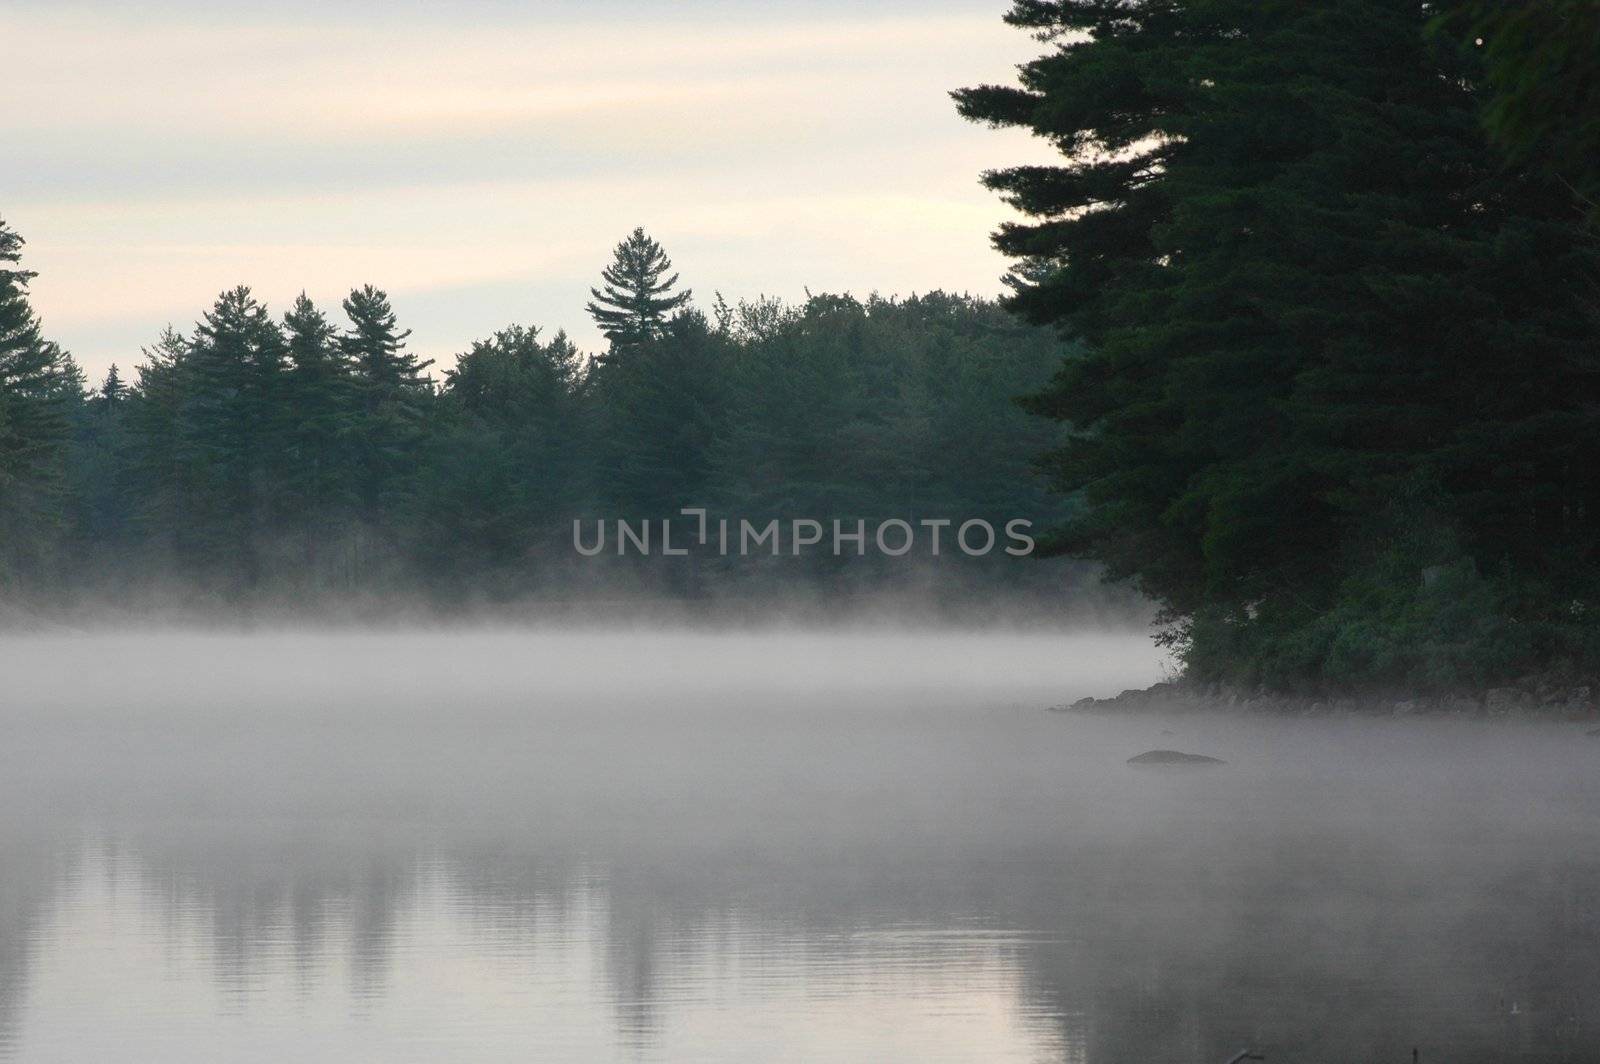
[{"x1": 1062, "y1": 676, "x2": 1600, "y2": 720}]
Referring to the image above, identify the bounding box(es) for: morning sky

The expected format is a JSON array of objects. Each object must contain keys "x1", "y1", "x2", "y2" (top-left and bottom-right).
[{"x1": 3, "y1": 0, "x2": 1052, "y2": 383}]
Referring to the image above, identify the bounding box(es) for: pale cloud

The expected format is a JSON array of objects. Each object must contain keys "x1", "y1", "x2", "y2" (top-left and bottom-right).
[
  {"x1": 7, "y1": 14, "x2": 1002, "y2": 138},
  {"x1": 1, "y1": 2, "x2": 1057, "y2": 380}
]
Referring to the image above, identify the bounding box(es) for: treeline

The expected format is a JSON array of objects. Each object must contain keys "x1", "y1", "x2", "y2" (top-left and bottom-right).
[
  {"x1": 957, "y1": 0, "x2": 1600, "y2": 690},
  {"x1": 0, "y1": 224, "x2": 1083, "y2": 609}
]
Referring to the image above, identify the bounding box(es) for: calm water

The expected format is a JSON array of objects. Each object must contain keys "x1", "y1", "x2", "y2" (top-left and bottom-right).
[{"x1": 1, "y1": 629, "x2": 1597, "y2": 1063}]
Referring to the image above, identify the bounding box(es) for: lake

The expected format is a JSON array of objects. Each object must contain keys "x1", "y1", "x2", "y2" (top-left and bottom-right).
[{"x1": 0, "y1": 629, "x2": 1596, "y2": 1062}]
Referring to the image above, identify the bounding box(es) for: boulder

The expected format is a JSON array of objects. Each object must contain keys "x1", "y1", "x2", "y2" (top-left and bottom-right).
[{"x1": 1127, "y1": 749, "x2": 1226, "y2": 765}]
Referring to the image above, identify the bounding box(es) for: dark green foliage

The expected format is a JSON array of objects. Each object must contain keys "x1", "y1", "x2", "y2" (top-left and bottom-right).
[
  {"x1": 590, "y1": 309, "x2": 731, "y2": 516},
  {"x1": 416, "y1": 325, "x2": 587, "y2": 579},
  {"x1": 64, "y1": 363, "x2": 135, "y2": 566},
  {"x1": 0, "y1": 218, "x2": 83, "y2": 588},
  {"x1": 1439, "y1": 1, "x2": 1600, "y2": 221},
  {"x1": 341, "y1": 285, "x2": 434, "y2": 528},
  {"x1": 0, "y1": 214, "x2": 1072, "y2": 606},
  {"x1": 279, "y1": 294, "x2": 360, "y2": 577},
  {"x1": 99, "y1": 364, "x2": 126, "y2": 405},
  {"x1": 122, "y1": 328, "x2": 188, "y2": 561},
  {"x1": 712, "y1": 292, "x2": 1069, "y2": 528},
  {"x1": 283, "y1": 295, "x2": 355, "y2": 504},
  {"x1": 713, "y1": 294, "x2": 900, "y2": 522},
  {"x1": 180, "y1": 286, "x2": 292, "y2": 582},
  {"x1": 586, "y1": 228, "x2": 692, "y2": 352},
  {"x1": 957, "y1": 0, "x2": 1600, "y2": 689}
]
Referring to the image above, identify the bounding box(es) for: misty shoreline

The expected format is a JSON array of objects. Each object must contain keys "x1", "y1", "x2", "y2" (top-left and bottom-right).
[
  {"x1": 1065, "y1": 677, "x2": 1600, "y2": 722},
  {"x1": 0, "y1": 594, "x2": 1154, "y2": 638},
  {"x1": 7, "y1": 607, "x2": 1597, "y2": 724}
]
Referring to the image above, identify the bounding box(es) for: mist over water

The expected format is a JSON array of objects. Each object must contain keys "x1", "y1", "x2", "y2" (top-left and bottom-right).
[{"x1": 2, "y1": 628, "x2": 1597, "y2": 1062}]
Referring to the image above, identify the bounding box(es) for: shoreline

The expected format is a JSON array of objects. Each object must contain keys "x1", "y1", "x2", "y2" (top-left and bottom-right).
[{"x1": 1063, "y1": 677, "x2": 1600, "y2": 722}]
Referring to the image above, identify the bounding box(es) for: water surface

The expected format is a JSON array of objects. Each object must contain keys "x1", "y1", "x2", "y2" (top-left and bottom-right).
[{"x1": 1, "y1": 629, "x2": 1596, "y2": 1062}]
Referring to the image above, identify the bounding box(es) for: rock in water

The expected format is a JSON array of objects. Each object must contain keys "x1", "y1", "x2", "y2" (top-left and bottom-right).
[{"x1": 1127, "y1": 749, "x2": 1226, "y2": 765}]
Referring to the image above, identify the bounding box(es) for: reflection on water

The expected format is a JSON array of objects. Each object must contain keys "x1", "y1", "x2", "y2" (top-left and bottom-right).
[
  {"x1": 1, "y1": 630, "x2": 1597, "y2": 1062},
  {"x1": 14, "y1": 840, "x2": 1072, "y2": 1064}
]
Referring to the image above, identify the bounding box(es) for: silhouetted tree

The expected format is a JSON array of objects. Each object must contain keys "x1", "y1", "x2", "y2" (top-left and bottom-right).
[
  {"x1": 178, "y1": 286, "x2": 289, "y2": 583},
  {"x1": 123, "y1": 327, "x2": 190, "y2": 559},
  {"x1": 0, "y1": 217, "x2": 83, "y2": 588},
  {"x1": 586, "y1": 228, "x2": 692, "y2": 354},
  {"x1": 341, "y1": 285, "x2": 433, "y2": 531},
  {"x1": 281, "y1": 293, "x2": 359, "y2": 573},
  {"x1": 956, "y1": 0, "x2": 1600, "y2": 688},
  {"x1": 98, "y1": 364, "x2": 126, "y2": 407}
]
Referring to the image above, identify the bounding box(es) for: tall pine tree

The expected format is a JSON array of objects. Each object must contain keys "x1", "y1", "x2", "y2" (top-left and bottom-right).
[
  {"x1": 956, "y1": 0, "x2": 1600, "y2": 688},
  {"x1": 177, "y1": 286, "x2": 290, "y2": 584},
  {"x1": 124, "y1": 327, "x2": 191, "y2": 563},
  {"x1": 341, "y1": 285, "x2": 433, "y2": 536},
  {"x1": 283, "y1": 293, "x2": 358, "y2": 571},
  {"x1": 0, "y1": 217, "x2": 84, "y2": 589},
  {"x1": 586, "y1": 228, "x2": 692, "y2": 354}
]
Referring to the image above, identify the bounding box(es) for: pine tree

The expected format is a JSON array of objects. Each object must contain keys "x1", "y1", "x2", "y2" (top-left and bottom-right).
[
  {"x1": 124, "y1": 326, "x2": 191, "y2": 557},
  {"x1": 178, "y1": 286, "x2": 290, "y2": 583},
  {"x1": 341, "y1": 285, "x2": 433, "y2": 530},
  {"x1": 0, "y1": 217, "x2": 84, "y2": 587},
  {"x1": 955, "y1": 0, "x2": 1600, "y2": 688},
  {"x1": 586, "y1": 228, "x2": 692, "y2": 353},
  {"x1": 342, "y1": 285, "x2": 431, "y2": 393},
  {"x1": 97, "y1": 364, "x2": 126, "y2": 408},
  {"x1": 283, "y1": 293, "x2": 358, "y2": 563}
]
